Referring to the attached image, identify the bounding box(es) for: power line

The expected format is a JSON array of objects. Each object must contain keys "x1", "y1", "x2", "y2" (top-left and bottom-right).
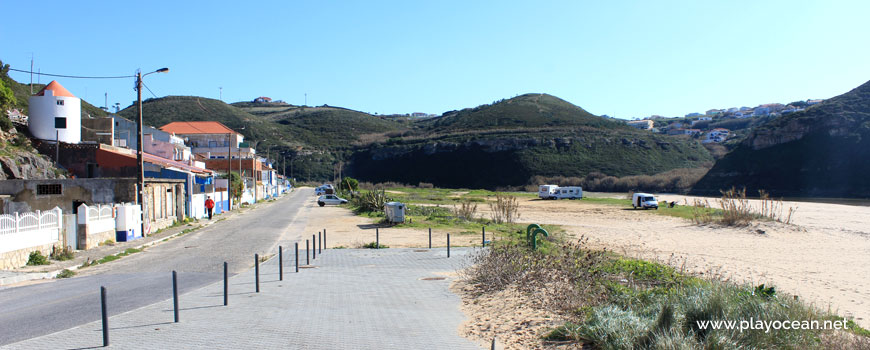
[
  {"x1": 8, "y1": 67, "x2": 133, "y2": 79},
  {"x1": 141, "y1": 82, "x2": 159, "y2": 99}
]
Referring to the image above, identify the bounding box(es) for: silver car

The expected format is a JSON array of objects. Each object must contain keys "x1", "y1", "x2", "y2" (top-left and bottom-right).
[{"x1": 317, "y1": 194, "x2": 347, "y2": 207}]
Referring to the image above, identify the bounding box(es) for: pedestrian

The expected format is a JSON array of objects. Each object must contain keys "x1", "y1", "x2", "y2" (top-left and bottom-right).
[{"x1": 205, "y1": 196, "x2": 215, "y2": 220}]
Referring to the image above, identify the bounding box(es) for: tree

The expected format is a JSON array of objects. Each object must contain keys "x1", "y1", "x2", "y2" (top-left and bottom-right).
[
  {"x1": 222, "y1": 172, "x2": 244, "y2": 201},
  {"x1": 340, "y1": 176, "x2": 359, "y2": 192},
  {"x1": 0, "y1": 78, "x2": 16, "y2": 131}
]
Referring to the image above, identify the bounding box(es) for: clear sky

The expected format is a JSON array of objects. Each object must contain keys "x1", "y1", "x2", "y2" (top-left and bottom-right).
[{"x1": 2, "y1": 1, "x2": 869, "y2": 119}]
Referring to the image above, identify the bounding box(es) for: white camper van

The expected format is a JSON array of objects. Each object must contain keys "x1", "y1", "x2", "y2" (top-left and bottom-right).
[
  {"x1": 539, "y1": 185, "x2": 559, "y2": 200},
  {"x1": 632, "y1": 193, "x2": 658, "y2": 210},
  {"x1": 556, "y1": 186, "x2": 583, "y2": 200}
]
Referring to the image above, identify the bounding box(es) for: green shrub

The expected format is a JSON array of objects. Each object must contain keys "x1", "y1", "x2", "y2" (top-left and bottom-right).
[
  {"x1": 50, "y1": 246, "x2": 75, "y2": 261},
  {"x1": 361, "y1": 242, "x2": 388, "y2": 249},
  {"x1": 26, "y1": 251, "x2": 49, "y2": 265},
  {"x1": 56, "y1": 269, "x2": 75, "y2": 278}
]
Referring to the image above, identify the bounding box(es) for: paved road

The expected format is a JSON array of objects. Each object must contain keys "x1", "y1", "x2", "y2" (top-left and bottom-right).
[
  {"x1": 0, "y1": 188, "x2": 316, "y2": 346},
  {"x1": 2, "y1": 248, "x2": 481, "y2": 350}
]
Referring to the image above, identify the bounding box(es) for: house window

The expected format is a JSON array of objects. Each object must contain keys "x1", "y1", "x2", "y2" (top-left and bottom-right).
[
  {"x1": 36, "y1": 184, "x2": 63, "y2": 195},
  {"x1": 55, "y1": 117, "x2": 67, "y2": 129},
  {"x1": 57, "y1": 100, "x2": 64, "y2": 106}
]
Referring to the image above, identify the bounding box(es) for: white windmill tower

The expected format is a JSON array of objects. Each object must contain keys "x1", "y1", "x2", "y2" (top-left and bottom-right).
[{"x1": 28, "y1": 80, "x2": 81, "y2": 144}]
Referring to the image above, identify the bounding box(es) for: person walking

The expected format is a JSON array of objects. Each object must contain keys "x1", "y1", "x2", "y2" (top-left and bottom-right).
[{"x1": 205, "y1": 196, "x2": 215, "y2": 220}]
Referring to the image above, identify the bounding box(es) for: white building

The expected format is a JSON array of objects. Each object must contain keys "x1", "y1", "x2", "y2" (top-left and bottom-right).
[{"x1": 28, "y1": 81, "x2": 81, "y2": 143}]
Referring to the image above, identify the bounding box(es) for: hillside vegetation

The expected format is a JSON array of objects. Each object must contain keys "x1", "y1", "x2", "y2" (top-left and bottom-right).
[
  {"x1": 693, "y1": 79, "x2": 870, "y2": 197},
  {"x1": 115, "y1": 92, "x2": 713, "y2": 188}
]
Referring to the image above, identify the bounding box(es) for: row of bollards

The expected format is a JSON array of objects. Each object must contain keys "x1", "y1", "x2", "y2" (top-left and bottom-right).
[{"x1": 98, "y1": 224, "x2": 498, "y2": 347}]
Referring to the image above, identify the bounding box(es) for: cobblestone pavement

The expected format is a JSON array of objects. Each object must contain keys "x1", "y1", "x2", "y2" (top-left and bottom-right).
[{"x1": 1, "y1": 248, "x2": 483, "y2": 350}]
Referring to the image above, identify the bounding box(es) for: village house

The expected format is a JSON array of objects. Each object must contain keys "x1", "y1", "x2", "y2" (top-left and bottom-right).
[{"x1": 627, "y1": 119, "x2": 654, "y2": 130}]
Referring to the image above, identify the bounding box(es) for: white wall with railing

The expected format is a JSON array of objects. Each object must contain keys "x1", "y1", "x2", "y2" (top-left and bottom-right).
[
  {"x1": 0, "y1": 208, "x2": 62, "y2": 253},
  {"x1": 77, "y1": 204, "x2": 115, "y2": 235}
]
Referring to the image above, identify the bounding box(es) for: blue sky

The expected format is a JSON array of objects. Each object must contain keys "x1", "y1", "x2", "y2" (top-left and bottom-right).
[{"x1": 2, "y1": 1, "x2": 869, "y2": 119}]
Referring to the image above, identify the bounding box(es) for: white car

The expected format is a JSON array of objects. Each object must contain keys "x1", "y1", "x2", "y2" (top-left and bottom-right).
[{"x1": 317, "y1": 195, "x2": 347, "y2": 207}]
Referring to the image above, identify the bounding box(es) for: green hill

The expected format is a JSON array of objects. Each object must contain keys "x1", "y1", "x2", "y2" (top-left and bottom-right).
[
  {"x1": 426, "y1": 93, "x2": 621, "y2": 131},
  {"x1": 350, "y1": 94, "x2": 713, "y2": 188},
  {"x1": 693, "y1": 79, "x2": 870, "y2": 198}
]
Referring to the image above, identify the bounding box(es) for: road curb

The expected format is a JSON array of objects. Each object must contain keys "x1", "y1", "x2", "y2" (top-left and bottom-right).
[{"x1": 0, "y1": 193, "x2": 293, "y2": 287}]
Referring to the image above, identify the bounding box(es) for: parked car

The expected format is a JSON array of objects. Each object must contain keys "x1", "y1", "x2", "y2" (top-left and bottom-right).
[
  {"x1": 315, "y1": 184, "x2": 335, "y2": 196},
  {"x1": 317, "y1": 194, "x2": 347, "y2": 207},
  {"x1": 632, "y1": 193, "x2": 658, "y2": 210}
]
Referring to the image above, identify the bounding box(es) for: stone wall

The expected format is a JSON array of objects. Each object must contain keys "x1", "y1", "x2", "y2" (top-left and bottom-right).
[
  {"x1": 77, "y1": 223, "x2": 115, "y2": 250},
  {"x1": 0, "y1": 243, "x2": 55, "y2": 270}
]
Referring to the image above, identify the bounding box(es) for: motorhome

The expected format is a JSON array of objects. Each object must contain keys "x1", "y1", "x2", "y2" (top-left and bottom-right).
[
  {"x1": 632, "y1": 193, "x2": 659, "y2": 209},
  {"x1": 556, "y1": 186, "x2": 583, "y2": 199},
  {"x1": 538, "y1": 185, "x2": 559, "y2": 199}
]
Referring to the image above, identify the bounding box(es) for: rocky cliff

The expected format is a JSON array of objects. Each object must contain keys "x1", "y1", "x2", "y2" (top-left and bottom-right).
[{"x1": 0, "y1": 127, "x2": 65, "y2": 180}]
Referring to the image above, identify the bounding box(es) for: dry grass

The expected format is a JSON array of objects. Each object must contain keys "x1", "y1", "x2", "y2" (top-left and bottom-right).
[
  {"x1": 691, "y1": 187, "x2": 798, "y2": 226},
  {"x1": 452, "y1": 200, "x2": 478, "y2": 221},
  {"x1": 488, "y1": 193, "x2": 521, "y2": 224}
]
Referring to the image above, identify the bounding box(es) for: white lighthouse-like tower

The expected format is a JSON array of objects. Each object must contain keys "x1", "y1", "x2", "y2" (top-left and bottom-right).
[{"x1": 28, "y1": 80, "x2": 81, "y2": 144}]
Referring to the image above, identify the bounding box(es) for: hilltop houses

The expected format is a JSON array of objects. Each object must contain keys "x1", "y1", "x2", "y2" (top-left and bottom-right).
[{"x1": 627, "y1": 119, "x2": 654, "y2": 130}]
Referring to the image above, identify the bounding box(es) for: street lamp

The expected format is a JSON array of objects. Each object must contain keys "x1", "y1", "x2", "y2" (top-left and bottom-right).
[{"x1": 136, "y1": 67, "x2": 169, "y2": 237}]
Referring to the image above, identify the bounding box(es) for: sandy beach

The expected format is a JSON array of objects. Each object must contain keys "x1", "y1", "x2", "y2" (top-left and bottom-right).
[
  {"x1": 508, "y1": 194, "x2": 870, "y2": 328},
  {"x1": 302, "y1": 191, "x2": 870, "y2": 348}
]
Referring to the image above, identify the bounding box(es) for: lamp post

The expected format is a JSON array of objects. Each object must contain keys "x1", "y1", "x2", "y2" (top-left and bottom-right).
[{"x1": 136, "y1": 67, "x2": 169, "y2": 237}]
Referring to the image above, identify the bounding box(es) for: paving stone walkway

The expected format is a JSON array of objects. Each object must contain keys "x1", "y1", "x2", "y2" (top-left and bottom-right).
[{"x1": 1, "y1": 248, "x2": 483, "y2": 349}]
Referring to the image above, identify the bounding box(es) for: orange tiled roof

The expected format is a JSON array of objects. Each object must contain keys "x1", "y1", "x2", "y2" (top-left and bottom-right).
[
  {"x1": 160, "y1": 121, "x2": 237, "y2": 135},
  {"x1": 35, "y1": 81, "x2": 76, "y2": 98}
]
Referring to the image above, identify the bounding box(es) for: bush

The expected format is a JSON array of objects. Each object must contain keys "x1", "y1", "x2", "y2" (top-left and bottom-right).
[
  {"x1": 351, "y1": 188, "x2": 389, "y2": 212},
  {"x1": 361, "y1": 242, "x2": 388, "y2": 249},
  {"x1": 50, "y1": 245, "x2": 75, "y2": 261},
  {"x1": 488, "y1": 193, "x2": 520, "y2": 224},
  {"x1": 26, "y1": 251, "x2": 49, "y2": 265},
  {"x1": 452, "y1": 200, "x2": 478, "y2": 221},
  {"x1": 0, "y1": 115, "x2": 12, "y2": 132},
  {"x1": 56, "y1": 269, "x2": 75, "y2": 278}
]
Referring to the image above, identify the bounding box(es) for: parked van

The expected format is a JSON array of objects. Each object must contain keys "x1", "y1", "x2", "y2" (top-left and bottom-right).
[
  {"x1": 539, "y1": 185, "x2": 559, "y2": 200},
  {"x1": 556, "y1": 186, "x2": 583, "y2": 200},
  {"x1": 632, "y1": 193, "x2": 658, "y2": 210}
]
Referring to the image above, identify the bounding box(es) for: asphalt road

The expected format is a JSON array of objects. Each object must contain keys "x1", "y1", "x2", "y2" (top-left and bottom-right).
[{"x1": 0, "y1": 188, "x2": 316, "y2": 346}]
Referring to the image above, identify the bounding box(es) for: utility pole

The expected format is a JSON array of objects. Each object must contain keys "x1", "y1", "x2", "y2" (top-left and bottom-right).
[
  {"x1": 219, "y1": 87, "x2": 223, "y2": 101},
  {"x1": 29, "y1": 54, "x2": 33, "y2": 94},
  {"x1": 227, "y1": 133, "x2": 232, "y2": 211},
  {"x1": 136, "y1": 70, "x2": 146, "y2": 238}
]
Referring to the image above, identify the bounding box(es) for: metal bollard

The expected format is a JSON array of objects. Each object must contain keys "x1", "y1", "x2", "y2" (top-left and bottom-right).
[
  {"x1": 482, "y1": 226, "x2": 486, "y2": 247},
  {"x1": 279, "y1": 246, "x2": 283, "y2": 281},
  {"x1": 172, "y1": 271, "x2": 179, "y2": 323},
  {"x1": 306, "y1": 240, "x2": 310, "y2": 265},
  {"x1": 224, "y1": 261, "x2": 230, "y2": 306},
  {"x1": 312, "y1": 234, "x2": 316, "y2": 260},
  {"x1": 323, "y1": 228, "x2": 327, "y2": 248},
  {"x1": 318, "y1": 232, "x2": 322, "y2": 255},
  {"x1": 429, "y1": 227, "x2": 432, "y2": 249},
  {"x1": 101, "y1": 286, "x2": 109, "y2": 347},
  {"x1": 255, "y1": 254, "x2": 260, "y2": 293},
  {"x1": 376, "y1": 228, "x2": 379, "y2": 249},
  {"x1": 447, "y1": 234, "x2": 451, "y2": 258},
  {"x1": 491, "y1": 336, "x2": 497, "y2": 350},
  {"x1": 295, "y1": 242, "x2": 299, "y2": 272}
]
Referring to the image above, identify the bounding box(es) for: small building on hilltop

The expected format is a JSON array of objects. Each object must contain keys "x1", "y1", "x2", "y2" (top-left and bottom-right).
[
  {"x1": 28, "y1": 81, "x2": 81, "y2": 144},
  {"x1": 253, "y1": 97, "x2": 272, "y2": 103},
  {"x1": 627, "y1": 119, "x2": 654, "y2": 130}
]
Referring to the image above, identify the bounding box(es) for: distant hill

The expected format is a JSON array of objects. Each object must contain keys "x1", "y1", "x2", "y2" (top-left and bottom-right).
[
  {"x1": 1, "y1": 61, "x2": 107, "y2": 118},
  {"x1": 693, "y1": 79, "x2": 870, "y2": 198},
  {"x1": 350, "y1": 94, "x2": 713, "y2": 188},
  {"x1": 426, "y1": 93, "x2": 621, "y2": 131}
]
